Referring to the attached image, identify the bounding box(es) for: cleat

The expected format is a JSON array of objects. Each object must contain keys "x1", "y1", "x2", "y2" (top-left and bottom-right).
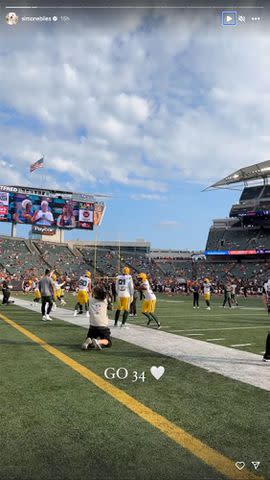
[
  {"x1": 73, "y1": 310, "x2": 78, "y2": 317},
  {"x1": 262, "y1": 357, "x2": 270, "y2": 362},
  {"x1": 86, "y1": 311, "x2": 90, "y2": 318},
  {"x1": 120, "y1": 324, "x2": 129, "y2": 329},
  {"x1": 46, "y1": 315, "x2": 52, "y2": 321},
  {"x1": 193, "y1": 306, "x2": 196, "y2": 309},
  {"x1": 81, "y1": 338, "x2": 93, "y2": 350},
  {"x1": 207, "y1": 307, "x2": 211, "y2": 310},
  {"x1": 42, "y1": 315, "x2": 47, "y2": 321},
  {"x1": 157, "y1": 323, "x2": 161, "y2": 329},
  {"x1": 92, "y1": 338, "x2": 102, "y2": 350}
]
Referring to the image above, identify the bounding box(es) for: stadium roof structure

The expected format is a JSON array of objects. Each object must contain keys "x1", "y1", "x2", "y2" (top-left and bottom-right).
[{"x1": 204, "y1": 160, "x2": 270, "y2": 191}]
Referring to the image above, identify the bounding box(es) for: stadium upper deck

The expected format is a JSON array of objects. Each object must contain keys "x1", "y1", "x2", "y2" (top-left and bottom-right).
[{"x1": 205, "y1": 161, "x2": 270, "y2": 257}]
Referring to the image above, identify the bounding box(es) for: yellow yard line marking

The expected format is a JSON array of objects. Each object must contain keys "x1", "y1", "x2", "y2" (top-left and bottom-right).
[{"x1": 0, "y1": 312, "x2": 264, "y2": 480}]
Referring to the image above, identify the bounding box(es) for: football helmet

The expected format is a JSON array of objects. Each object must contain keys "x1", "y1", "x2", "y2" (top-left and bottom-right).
[{"x1": 138, "y1": 273, "x2": 147, "y2": 281}]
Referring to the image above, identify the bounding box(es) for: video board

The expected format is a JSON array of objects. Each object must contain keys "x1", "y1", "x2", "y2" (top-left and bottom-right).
[{"x1": 0, "y1": 190, "x2": 98, "y2": 230}]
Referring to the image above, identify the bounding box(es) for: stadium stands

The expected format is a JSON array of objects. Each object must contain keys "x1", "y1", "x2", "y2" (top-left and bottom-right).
[
  {"x1": 33, "y1": 241, "x2": 88, "y2": 274},
  {"x1": 0, "y1": 236, "x2": 48, "y2": 280},
  {"x1": 0, "y1": 235, "x2": 270, "y2": 292},
  {"x1": 206, "y1": 227, "x2": 270, "y2": 251}
]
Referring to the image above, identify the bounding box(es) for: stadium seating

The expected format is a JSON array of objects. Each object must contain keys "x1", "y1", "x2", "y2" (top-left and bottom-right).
[
  {"x1": 0, "y1": 236, "x2": 48, "y2": 280},
  {"x1": 33, "y1": 241, "x2": 89, "y2": 274},
  {"x1": 154, "y1": 259, "x2": 193, "y2": 279},
  {"x1": 0, "y1": 235, "x2": 270, "y2": 291},
  {"x1": 206, "y1": 227, "x2": 270, "y2": 251}
]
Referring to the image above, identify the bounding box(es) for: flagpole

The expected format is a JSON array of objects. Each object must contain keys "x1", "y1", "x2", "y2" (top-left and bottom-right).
[
  {"x1": 41, "y1": 155, "x2": 45, "y2": 189},
  {"x1": 94, "y1": 228, "x2": 98, "y2": 279}
]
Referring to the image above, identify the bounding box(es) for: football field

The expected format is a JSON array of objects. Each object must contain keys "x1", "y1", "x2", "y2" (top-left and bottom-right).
[{"x1": 1, "y1": 293, "x2": 269, "y2": 480}]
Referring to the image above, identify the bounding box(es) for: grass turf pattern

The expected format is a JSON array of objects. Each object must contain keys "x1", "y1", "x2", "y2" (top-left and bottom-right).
[{"x1": 0, "y1": 297, "x2": 269, "y2": 480}]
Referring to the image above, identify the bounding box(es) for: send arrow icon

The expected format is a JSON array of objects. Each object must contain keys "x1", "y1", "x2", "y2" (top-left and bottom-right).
[{"x1": 251, "y1": 462, "x2": 260, "y2": 470}]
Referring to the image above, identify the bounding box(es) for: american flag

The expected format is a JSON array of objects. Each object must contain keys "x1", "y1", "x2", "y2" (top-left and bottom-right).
[{"x1": 30, "y1": 157, "x2": 44, "y2": 173}]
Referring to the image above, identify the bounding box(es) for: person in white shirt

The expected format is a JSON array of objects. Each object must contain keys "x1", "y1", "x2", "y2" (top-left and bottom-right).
[
  {"x1": 74, "y1": 271, "x2": 92, "y2": 317},
  {"x1": 137, "y1": 272, "x2": 160, "y2": 328},
  {"x1": 203, "y1": 278, "x2": 211, "y2": 310},
  {"x1": 114, "y1": 266, "x2": 134, "y2": 328},
  {"x1": 262, "y1": 279, "x2": 270, "y2": 362},
  {"x1": 81, "y1": 286, "x2": 112, "y2": 351},
  {"x1": 263, "y1": 279, "x2": 270, "y2": 313},
  {"x1": 33, "y1": 200, "x2": 54, "y2": 226},
  {"x1": 231, "y1": 282, "x2": 238, "y2": 307}
]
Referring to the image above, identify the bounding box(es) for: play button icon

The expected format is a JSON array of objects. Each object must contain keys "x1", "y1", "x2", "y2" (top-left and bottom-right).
[{"x1": 222, "y1": 11, "x2": 237, "y2": 26}]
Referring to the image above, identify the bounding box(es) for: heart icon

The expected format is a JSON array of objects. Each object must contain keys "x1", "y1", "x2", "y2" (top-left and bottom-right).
[
  {"x1": 150, "y1": 366, "x2": 165, "y2": 380},
  {"x1": 235, "y1": 462, "x2": 245, "y2": 471}
]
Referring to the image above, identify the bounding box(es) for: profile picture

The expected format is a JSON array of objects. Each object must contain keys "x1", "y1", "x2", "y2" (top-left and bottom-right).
[{"x1": 5, "y1": 12, "x2": 19, "y2": 25}]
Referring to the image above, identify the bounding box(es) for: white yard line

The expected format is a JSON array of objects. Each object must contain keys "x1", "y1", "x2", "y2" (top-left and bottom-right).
[
  {"x1": 12, "y1": 298, "x2": 270, "y2": 392},
  {"x1": 219, "y1": 306, "x2": 265, "y2": 311},
  {"x1": 186, "y1": 333, "x2": 204, "y2": 336},
  {"x1": 230, "y1": 343, "x2": 252, "y2": 348},
  {"x1": 171, "y1": 326, "x2": 269, "y2": 332},
  {"x1": 157, "y1": 300, "x2": 184, "y2": 303},
  {"x1": 206, "y1": 338, "x2": 225, "y2": 341}
]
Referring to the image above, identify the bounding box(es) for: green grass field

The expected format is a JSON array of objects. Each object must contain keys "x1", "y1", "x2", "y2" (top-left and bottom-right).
[
  {"x1": 1, "y1": 293, "x2": 269, "y2": 480},
  {"x1": 16, "y1": 291, "x2": 270, "y2": 355}
]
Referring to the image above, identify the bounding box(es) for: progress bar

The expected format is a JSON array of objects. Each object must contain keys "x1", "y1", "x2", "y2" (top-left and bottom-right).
[{"x1": 4, "y1": 5, "x2": 265, "y2": 8}]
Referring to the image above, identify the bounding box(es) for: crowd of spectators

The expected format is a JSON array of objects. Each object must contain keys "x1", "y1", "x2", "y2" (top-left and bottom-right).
[{"x1": 1, "y1": 236, "x2": 270, "y2": 295}]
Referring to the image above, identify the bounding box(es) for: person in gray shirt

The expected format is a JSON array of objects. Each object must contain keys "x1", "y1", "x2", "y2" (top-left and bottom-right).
[{"x1": 39, "y1": 269, "x2": 54, "y2": 322}]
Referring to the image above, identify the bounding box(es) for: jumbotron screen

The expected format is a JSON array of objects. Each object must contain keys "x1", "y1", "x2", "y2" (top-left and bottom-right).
[{"x1": 0, "y1": 189, "x2": 105, "y2": 231}]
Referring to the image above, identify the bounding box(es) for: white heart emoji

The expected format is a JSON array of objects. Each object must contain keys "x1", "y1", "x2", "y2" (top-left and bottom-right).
[
  {"x1": 235, "y1": 462, "x2": 245, "y2": 471},
  {"x1": 150, "y1": 366, "x2": 165, "y2": 380}
]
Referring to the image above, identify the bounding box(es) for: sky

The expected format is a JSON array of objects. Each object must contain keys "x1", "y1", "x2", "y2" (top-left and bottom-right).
[{"x1": 0, "y1": 6, "x2": 269, "y2": 249}]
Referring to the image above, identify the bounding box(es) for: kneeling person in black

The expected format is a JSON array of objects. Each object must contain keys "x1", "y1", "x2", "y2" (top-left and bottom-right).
[
  {"x1": 2, "y1": 279, "x2": 13, "y2": 305},
  {"x1": 82, "y1": 286, "x2": 112, "y2": 351}
]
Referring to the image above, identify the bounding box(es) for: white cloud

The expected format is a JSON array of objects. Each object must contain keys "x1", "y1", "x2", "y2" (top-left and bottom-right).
[
  {"x1": 130, "y1": 193, "x2": 165, "y2": 201},
  {"x1": 0, "y1": 13, "x2": 270, "y2": 195},
  {"x1": 158, "y1": 220, "x2": 182, "y2": 228}
]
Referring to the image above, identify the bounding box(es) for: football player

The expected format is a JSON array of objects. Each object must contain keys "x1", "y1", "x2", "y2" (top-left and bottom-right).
[
  {"x1": 54, "y1": 275, "x2": 66, "y2": 306},
  {"x1": 32, "y1": 277, "x2": 41, "y2": 304},
  {"x1": 230, "y1": 282, "x2": 239, "y2": 307},
  {"x1": 50, "y1": 272, "x2": 58, "y2": 310},
  {"x1": 74, "y1": 271, "x2": 92, "y2": 317},
  {"x1": 138, "y1": 273, "x2": 161, "y2": 328},
  {"x1": 22, "y1": 278, "x2": 32, "y2": 294},
  {"x1": 263, "y1": 278, "x2": 270, "y2": 314},
  {"x1": 114, "y1": 266, "x2": 134, "y2": 328},
  {"x1": 203, "y1": 278, "x2": 211, "y2": 310}
]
